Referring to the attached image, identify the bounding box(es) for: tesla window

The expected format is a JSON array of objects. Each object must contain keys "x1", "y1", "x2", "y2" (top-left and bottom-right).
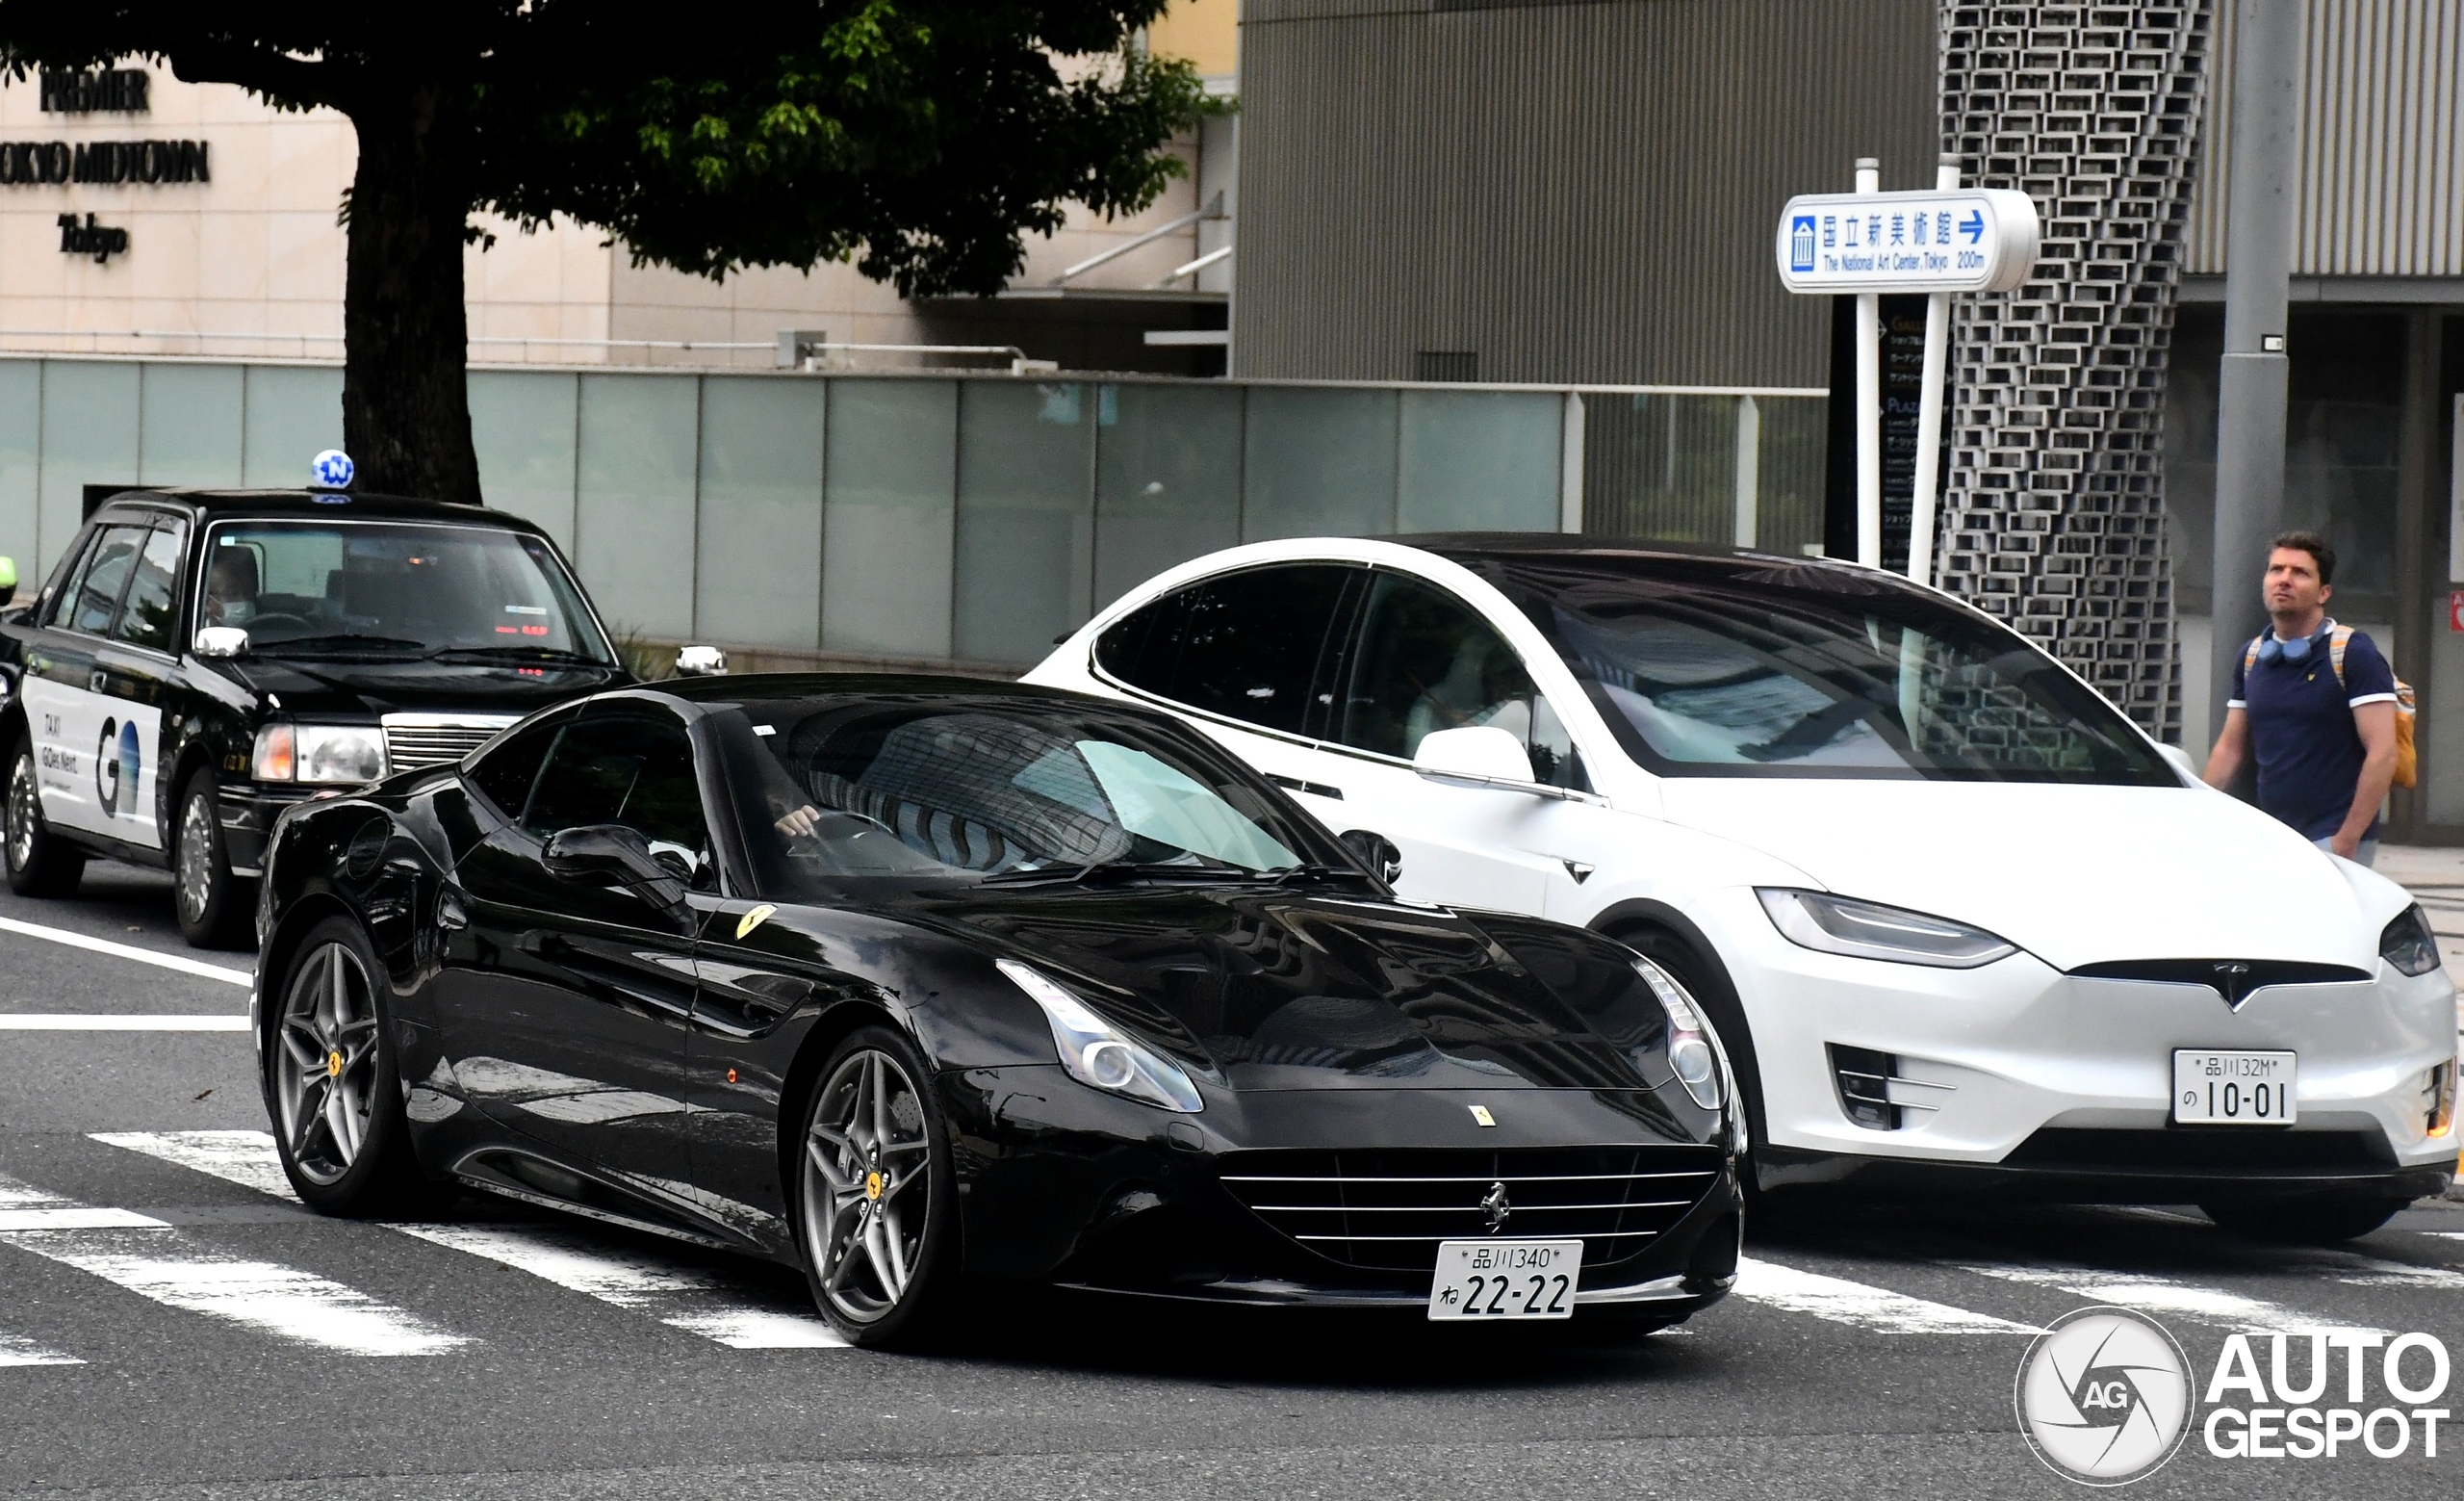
[
  {"x1": 728, "y1": 700, "x2": 1331, "y2": 897},
  {"x1": 1495, "y1": 556, "x2": 2174, "y2": 784},
  {"x1": 200, "y1": 521, "x2": 612, "y2": 662}
]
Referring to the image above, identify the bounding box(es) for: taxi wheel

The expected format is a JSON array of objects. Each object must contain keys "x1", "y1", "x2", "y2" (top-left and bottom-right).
[
  {"x1": 173, "y1": 768, "x2": 253, "y2": 949},
  {"x1": 2201, "y1": 1193, "x2": 2408, "y2": 1245},
  {"x1": 4, "y1": 734, "x2": 85, "y2": 897},
  {"x1": 793, "y1": 1026, "x2": 960, "y2": 1348}
]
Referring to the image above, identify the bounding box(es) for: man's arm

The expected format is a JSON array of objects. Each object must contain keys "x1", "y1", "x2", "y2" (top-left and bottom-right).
[
  {"x1": 2328, "y1": 701, "x2": 2399, "y2": 857},
  {"x1": 2203, "y1": 706, "x2": 2249, "y2": 789}
]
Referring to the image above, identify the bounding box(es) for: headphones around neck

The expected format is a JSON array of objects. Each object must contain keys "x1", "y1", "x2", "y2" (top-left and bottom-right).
[{"x1": 2257, "y1": 626, "x2": 2326, "y2": 665}]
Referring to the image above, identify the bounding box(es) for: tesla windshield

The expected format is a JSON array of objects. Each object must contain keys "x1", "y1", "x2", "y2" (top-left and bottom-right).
[
  {"x1": 1488, "y1": 556, "x2": 2174, "y2": 785},
  {"x1": 200, "y1": 521, "x2": 613, "y2": 661},
  {"x1": 725, "y1": 699, "x2": 1345, "y2": 898}
]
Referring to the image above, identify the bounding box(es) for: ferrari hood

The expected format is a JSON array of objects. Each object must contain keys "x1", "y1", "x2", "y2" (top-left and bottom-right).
[
  {"x1": 906, "y1": 886, "x2": 1668, "y2": 1095},
  {"x1": 1656, "y1": 779, "x2": 2397, "y2": 972}
]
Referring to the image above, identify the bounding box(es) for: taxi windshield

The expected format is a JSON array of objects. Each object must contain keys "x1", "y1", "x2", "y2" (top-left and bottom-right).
[{"x1": 200, "y1": 520, "x2": 612, "y2": 662}]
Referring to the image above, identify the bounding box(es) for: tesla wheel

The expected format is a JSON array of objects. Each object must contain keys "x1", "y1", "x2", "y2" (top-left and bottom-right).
[
  {"x1": 795, "y1": 1026, "x2": 959, "y2": 1348},
  {"x1": 5, "y1": 734, "x2": 85, "y2": 897},
  {"x1": 174, "y1": 768, "x2": 254, "y2": 949},
  {"x1": 2201, "y1": 1193, "x2": 2409, "y2": 1245},
  {"x1": 266, "y1": 917, "x2": 453, "y2": 1218}
]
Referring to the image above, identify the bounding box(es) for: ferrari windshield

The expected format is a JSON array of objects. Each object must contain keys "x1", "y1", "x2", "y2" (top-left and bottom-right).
[
  {"x1": 199, "y1": 520, "x2": 613, "y2": 661},
  {"x1": 1488, "y1": 554, "x2": 2174, "y2": 785},
  {"x1": 723, "y1": 698, "x2": 1340, "y2": 898}
]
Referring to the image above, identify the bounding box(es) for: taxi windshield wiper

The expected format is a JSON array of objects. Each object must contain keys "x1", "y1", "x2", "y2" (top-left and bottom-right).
[
  {"x1": 250, "y1": 633, "x2": 428, "y2": 657},
  {"x1": 426, "y1": 644, "x2": 604, "y2": 665}
]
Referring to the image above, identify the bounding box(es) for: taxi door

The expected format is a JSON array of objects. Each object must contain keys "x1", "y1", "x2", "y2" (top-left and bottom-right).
[{"x1": 18, "y1": 520, "x2": 162, "y2": 845}]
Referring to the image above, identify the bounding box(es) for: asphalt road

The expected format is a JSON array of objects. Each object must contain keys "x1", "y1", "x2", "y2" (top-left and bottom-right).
[{"x1": 3, "y1": 864, "x2": 2461, "y2": 1501}]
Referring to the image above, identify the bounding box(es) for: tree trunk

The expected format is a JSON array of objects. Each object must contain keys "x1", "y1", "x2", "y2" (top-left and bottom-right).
[{"x1": 340, "y1": 89, "x2": 480, "y2": 505}]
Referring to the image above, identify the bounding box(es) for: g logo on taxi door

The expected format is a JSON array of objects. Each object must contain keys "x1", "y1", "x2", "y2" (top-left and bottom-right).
[{"x1": 94, "y1": 717, "x2": 118, "y2": 817}]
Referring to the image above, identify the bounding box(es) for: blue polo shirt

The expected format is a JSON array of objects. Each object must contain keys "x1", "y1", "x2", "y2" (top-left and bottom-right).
[{"x1": 2229, "y1": 621, "x2": 2398, "y2": 841}]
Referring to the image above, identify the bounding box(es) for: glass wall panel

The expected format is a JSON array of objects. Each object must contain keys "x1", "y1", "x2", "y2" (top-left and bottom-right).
[
  {"x1": 1753, "y1": 395, "x2": 1829, "y2": 556},
  {"x1": 696, "y1": 375, "x2": 824, "y2": 651},
  {"x1": 240, "y1": 365, "x2": 343, "y2": 488},
  {"x1": 1397, "y1": 389, "x2": 1560, "y2": 533},
  {"x1": 955, "y1": 381, "x2": 1095, "y2": 663},
  {"x1": 576, "y1": 373, "x2": 699, "y2": 641},
  {"x1": 1092, "y1": 380, "x2": 1241, "y2": 610},
  {"x1": 822, "y1": 378, "x2": 956, "y2": 659},
  {"x1": 2284, "y1": 311, "x2": 2404, "y2": 623},
  {"x1": 38, "y1": 360, "x2": 140, "y2": 572},
  {"x1": 138, "y1": 363, "x2": 244, "y2": 488},
  {"x1": 0, "y1": 361, "x2": 40, "y2": 585},
  {"x1": 2161, "y1": 305, "x2": 2221, "y2": 615},
  {"x1": 470, "y1": 369, "x2": 578, "y2": 549},
  {"x1": 1242, "y1": 385, "x2": 1396, "y2": 541},
  {"x1": 1581, "y1": 393, "x2": 1739, "y2": 543}
]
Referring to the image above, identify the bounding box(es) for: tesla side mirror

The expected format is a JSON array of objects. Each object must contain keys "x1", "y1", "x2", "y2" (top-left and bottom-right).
[
  {"x1": 676, "y1": 644, "x2": 728, "y2": 677},
  {"x1": 1338, "y1": 829, "x2": 1402, "y2": 885},
  {"x1": 543, "y1": 823, "x2": 687, "y2": 907},
  {"x1": 192, "y1": 626, "x2": 249, "y2": 659},
  {"x1": 1413, "y1": 725, "x2": 1537, "y2": 789},
  {"x1": 2156, "y1": 744, "x2": 2197, "y2": 785},
  {"x1": 0, "y1": 555, "x2": 14, "y2": 607}
]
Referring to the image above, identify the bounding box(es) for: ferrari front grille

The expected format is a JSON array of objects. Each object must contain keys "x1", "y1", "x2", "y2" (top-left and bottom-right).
[
  {"x1": 380, "y1": 713, "x2": 521, "y2": 772},
  {"x1": 1218, "y1": 1146, "x2": 1723, "y2": 1273}
]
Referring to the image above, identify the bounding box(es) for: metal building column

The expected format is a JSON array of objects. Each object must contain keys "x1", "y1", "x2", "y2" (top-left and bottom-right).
[{"x1": 1935, "y1": 3, "x2": 2218, "y2": 742}]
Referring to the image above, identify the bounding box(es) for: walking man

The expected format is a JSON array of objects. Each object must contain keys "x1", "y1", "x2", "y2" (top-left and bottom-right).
[{"x1": 2203, "y1": 531, "x2": 2400, "y2": 866}]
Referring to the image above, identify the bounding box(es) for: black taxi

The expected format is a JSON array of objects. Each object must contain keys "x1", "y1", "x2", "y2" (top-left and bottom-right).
[{"x1": 0, "y1": 486, "x2": 633, "y2": 946}]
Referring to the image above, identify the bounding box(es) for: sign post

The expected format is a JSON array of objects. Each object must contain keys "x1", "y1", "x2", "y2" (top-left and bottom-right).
[{"x1": 1776, "y1": 163, "x2": 2040, "y2": 577}]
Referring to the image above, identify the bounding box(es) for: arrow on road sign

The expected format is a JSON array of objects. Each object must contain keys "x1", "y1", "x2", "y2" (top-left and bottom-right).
[{"x1": 1960, "y1": 211, "x2": 1985, "y2": 244}]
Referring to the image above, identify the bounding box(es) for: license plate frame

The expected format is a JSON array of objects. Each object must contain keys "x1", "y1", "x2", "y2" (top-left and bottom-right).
[
  {"x1": 2172, "y1": 1048, "x2": 2297, "y2": 1126},
  {"x1": 1426, "y1": 1238, "x2": 1584, "y2": 1321}
]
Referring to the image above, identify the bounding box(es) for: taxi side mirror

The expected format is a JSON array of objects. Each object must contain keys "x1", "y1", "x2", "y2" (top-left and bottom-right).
[
  {"x1": 193, "y1": 626, "x2": 249, "y2": 659},
  {"x1": 676, "y1": 644, "x2": 728, "y2": 677},
  {"x1": 0, "y1": 555, "x2": 15, "y2": 608}
]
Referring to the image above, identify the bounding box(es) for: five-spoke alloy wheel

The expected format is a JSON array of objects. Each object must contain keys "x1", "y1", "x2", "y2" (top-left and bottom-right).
[
  {"x1": 264, "y1": 917, "x2": 449, "y2": 1216},
  {"x1": 797, "y1": 1027, "x2": 955, "y2": 1346}
]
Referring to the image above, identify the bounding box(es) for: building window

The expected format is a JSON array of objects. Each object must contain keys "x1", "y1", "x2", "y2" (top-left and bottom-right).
[{"x1": 1414, "y1": 350, "x2": 1478, "y2": 383}]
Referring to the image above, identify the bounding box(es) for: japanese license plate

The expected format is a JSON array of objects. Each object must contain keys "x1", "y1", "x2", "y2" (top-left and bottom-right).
[
  {"x1": 2172, "y1": 1049, "x2": 2297, "y2": 1126},
  {"x1": 1426, "y1": 1238, "x2": 1583, "y2": 1321}
]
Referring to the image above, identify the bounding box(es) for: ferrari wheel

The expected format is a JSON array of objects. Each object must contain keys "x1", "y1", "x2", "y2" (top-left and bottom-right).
[
  {"x1": 266, "y1": 917, "x2": 452, "y2": 1218},
  {"x1": 796, "y1": 1026, "x2": 958, "y2": 1347}
]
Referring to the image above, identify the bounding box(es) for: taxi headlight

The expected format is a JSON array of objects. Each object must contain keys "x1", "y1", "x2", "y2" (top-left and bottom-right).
[
  {"x1": 2379, "y1": 904, "x2": 2443, "y2": 978},
  {"x1": 996, "y1": 958, "x2": 1202, "y2": 1114},
  {"x1": 253, "y1": 723, "x2": 385, "y2": 785},
  {"x1": 1758, "y1": 889, "x2": 2017, "y2": 969}
]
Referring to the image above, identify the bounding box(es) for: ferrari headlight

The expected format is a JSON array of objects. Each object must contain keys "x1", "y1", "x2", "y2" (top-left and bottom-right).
[
  {"x1": 1758, "y1": 889, "x2": 2016, "y2": 970},
  {"x1": 254, "y1": 723, "x2": 385, "y2": 785},
  {"x1": 997, "y1": 959, "x2": 1202, "y2": 1114},
  {"x1": 2379, "y1": 904, "x2": 2443, "y2": 978},
  {"x1": 1631, "y1": 958, "x2": 1722, "y2": 1110}
]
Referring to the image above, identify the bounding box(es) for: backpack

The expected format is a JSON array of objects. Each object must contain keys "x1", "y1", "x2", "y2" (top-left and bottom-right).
[{"x1": 2241, "y1": 625, "x2": 2417, "y2": 789}]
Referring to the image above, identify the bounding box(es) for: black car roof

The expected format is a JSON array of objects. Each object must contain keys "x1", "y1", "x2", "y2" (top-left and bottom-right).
[
  {"x1": 642, "y1": 671, "x2": 1104, "y2": 707},
  {"x1": 90, "y1": 487, "x2": 552, "y2": 534}
]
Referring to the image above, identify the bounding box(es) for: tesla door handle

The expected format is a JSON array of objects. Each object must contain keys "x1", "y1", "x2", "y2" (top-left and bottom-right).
[{"x1": 436, "y1": 889, "x2": 470, "y2": 931}]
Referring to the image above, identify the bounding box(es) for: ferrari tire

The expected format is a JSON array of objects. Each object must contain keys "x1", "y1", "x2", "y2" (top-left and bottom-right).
[
  {"x1": 5, "y1": 733, "x2": 85, "y2": 897},
  {"x1": 794, "y1": 1025, "x2": 960, "y2": 1349},
  {"x1": 264, "y1": 916, "x2": 454, "y2": 1218}
]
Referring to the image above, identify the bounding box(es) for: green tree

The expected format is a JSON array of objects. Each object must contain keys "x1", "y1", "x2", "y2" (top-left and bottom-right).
[{"x1": 0, "y1": 4, "x2": 1203, "y2": 503}]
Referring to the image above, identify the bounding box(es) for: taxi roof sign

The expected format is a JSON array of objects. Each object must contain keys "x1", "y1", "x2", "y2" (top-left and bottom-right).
[{"x1": 1776, "y1": 188, "x2": 2040, "y2": 296}]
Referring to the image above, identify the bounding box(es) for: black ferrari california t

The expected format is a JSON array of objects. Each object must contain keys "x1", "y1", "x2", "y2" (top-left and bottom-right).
[{"x1": 253, "y1": 674, "x2": 1743, "y2": 1345}]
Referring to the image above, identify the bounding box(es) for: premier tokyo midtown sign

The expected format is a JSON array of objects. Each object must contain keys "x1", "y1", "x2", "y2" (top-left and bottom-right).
[{"x1": 1774, "y1": 189, "x2": 2039, "y2": 295}]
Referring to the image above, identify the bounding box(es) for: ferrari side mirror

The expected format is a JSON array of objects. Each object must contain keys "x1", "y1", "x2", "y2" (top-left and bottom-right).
[{"x1": 544, "y1": 823, "x2": 687, "y2": 908}]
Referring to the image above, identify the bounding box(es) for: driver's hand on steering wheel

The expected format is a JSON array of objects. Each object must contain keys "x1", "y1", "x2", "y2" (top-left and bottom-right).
[{"x1": 774, "y1": 804, "x2": 825, "y2": 840}]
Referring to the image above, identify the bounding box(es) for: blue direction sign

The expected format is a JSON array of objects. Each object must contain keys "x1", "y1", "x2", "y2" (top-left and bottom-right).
[{"x1": 1773, "y1": 188, "x2": 2040, "y2": 295}]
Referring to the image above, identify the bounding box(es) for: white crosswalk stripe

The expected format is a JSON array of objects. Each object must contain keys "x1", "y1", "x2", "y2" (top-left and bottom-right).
[
  {"x1": 1954, "y1": 1261, "x2": 2390, "y2": 1336},
  {"x1": 0, "y1": 1173, "x2": 465, "y2": 1357},
  {"x1": 94, "y1": 1130, "x2": 846, "y2": 1350},
  {"x1": 0, "y1": 1331, "x2": 81, "y2": 1367},
  {"x1": 1733, "y1": 1255, "x2": 2040, "y2": 1333}
]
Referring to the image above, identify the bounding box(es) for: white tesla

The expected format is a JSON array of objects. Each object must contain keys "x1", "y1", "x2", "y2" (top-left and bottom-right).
[{"x1": 1027, "y1": 535, "x2": 2458, "y2": 1242}]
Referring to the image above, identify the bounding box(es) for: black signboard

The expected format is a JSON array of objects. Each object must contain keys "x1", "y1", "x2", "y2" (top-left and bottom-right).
[{"x1": 1824, "y1": 295, "x2": 1947, "y2": 575}]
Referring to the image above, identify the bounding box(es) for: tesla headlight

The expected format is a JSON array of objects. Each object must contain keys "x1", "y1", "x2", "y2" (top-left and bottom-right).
[
  {"x1": 1630, "y1": 958, "x2": 1723, "y2": 1111},
  {"x1": 2380, "y1": 904, "x2": 2443, "y2": 978},
  {"x1": 997, "y1": 958, "x2": 1203, "y2": 1114},
  {"x1": 252, "y1": 723, "x2": 386, "y2": 785},
  {"x1": 1758, "y1": 889, "x2": 2016, "y2": 970}
]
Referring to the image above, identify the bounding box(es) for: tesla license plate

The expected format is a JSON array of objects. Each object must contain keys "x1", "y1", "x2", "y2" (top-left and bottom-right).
[
  {"x1": 2173, "y1": 1049, "x2": 2297, "y2": 1126},
  {"x1": 1427, "y1": 1238, "x2": 1583, "y2": 1321}
]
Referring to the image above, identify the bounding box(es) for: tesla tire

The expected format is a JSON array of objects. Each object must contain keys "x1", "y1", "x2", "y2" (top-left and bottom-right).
[
  {"x1": 5, "y1": 734, "x2": 85, "y2": 897},
  {"x1": 174, "y1": 768, "x2": 254, "y2": 949},
  {"x1": 266, "y1": 917, "x2": 453, "y2": 1218},
  {"x1": 2200, "y1": 1192, "x2": 2409, "y2": 1245},
  {"x1": 795, "y1": 1025, "x2": 960, "y2": 1349}
]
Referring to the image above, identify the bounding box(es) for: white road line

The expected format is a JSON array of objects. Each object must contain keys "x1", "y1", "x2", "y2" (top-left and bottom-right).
[
  {"x1": 1956, "y1": 1262, "x2": 2389, "y2": 1335},
  {"x1": 0, "y1": 1332, "x2": 81, "y2": 1367},
  {"x1": 90, "y1": 1132, "x2": 296, "y2": 1200},
  {"x1": 0, "y1": 1015, "x2": 249, "y2": 1031},
  {"x1": 1733, "y1": 1255, "x2": 2040, "y2": 1334},
  {"x1": 0, "y1": 1207, "x2": 168, "y2": 1231},
  {"x1": 0, "y1": 916, "x2": 252, "y2": 986},
  {"x1": 390, "y1": 1224, "x2": 845, "y2": 1350},
  {"x1": 97, "y1": 1131, "x2": 846, "y2": 1350}
]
